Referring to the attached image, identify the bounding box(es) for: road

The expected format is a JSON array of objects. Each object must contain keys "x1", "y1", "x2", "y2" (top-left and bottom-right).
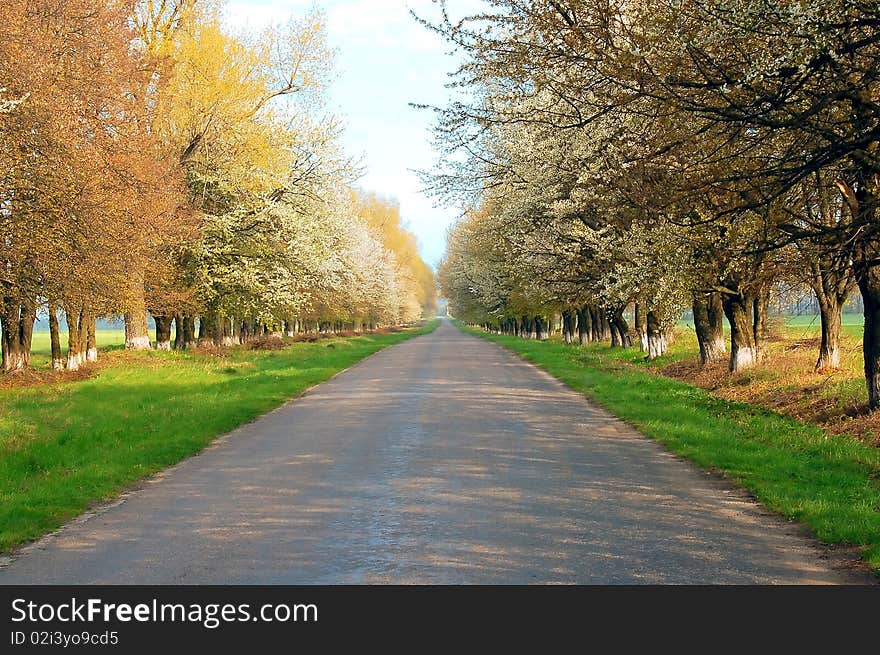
[{"x1": 0, "y1": 319, "x2": 863, "y2": 583}]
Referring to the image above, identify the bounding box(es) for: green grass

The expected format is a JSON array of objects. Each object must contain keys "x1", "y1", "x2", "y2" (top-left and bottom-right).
[
  {"x1": 0, "y1": 320, "x2": 439, "y2": 552},
  {"x1": 461, "y1": 323, "x2": 880, "y2": 572},
  {"x1": 28, "y1": 330, "x2": 133, "y2": 367},
  {"x1": 784, "y1": 313, "x2": 864, "y2": 328},
  {"x1": 677, "y1": 313, "x2": 864, "y2": 339}
]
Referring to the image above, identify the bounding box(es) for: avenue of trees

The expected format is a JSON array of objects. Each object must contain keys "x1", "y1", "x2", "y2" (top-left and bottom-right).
[
  {"x1": 431, "y1": 1, "x2": 880, "y2": 407},
  {"x1": 1, "y1": 0, "x2": 436, "y2": 373}
]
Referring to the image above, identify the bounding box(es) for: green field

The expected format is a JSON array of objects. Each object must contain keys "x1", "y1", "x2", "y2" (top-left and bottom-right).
[
  {"x1": 784, "y1": 313, "x2": 864, "y2": 328},
  {"x1": 0, "y1": 320, "x2": 439, "y2": 552},
  {"x1": 462, "y1": 323, "x2": 880, "y2": 572},
  {"x1": 677, "y1": 312, "x2": 864, "y2": 337},
  {"x1": 28, "y1": 330, "x2": 143, "y2": 367}
]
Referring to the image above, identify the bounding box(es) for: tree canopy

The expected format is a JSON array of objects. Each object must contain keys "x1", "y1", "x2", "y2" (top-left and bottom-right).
[
  {"x1": 1, "y1": 0, "x2": 437, "y2": 372},
  {"x1": 429, "y1": 0, "x2": 880, "y2": 406}
]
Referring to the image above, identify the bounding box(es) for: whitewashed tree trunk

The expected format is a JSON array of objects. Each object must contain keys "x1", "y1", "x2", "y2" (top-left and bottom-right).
[
  {"x1": 816, "y1": 307, "x2": 841, "y2": 370},
  {"x1": 153, "y1": 315, "x2": 172, "y2": 351},
  {"x1": 722, "y1": 293, "x2": 757, "y2": 372},
  {"x1": 125, "y1": 312, "x2": 152, "y2": 350},
  {"x1": 3, "y1": 351, "x2": 26, "y2": 371},
  {"x1": 1, "y1": 295, "x2": 35, "y2": 372},
  {"x1": 64, "y1": 306, "x2": 82, "y2": 371},
  {"x1": 646, "y1": 311, "x2": 667, "y2": 359}
]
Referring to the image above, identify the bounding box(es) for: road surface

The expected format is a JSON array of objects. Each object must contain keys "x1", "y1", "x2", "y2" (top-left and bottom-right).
[{"x1": 0, "y1": 319, "x2": 864, "y2": 583}]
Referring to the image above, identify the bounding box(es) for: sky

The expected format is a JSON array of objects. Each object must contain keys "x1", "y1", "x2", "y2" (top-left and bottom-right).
[{"x1": 224, "y1": 0, "x2": 480, "y2": 268}]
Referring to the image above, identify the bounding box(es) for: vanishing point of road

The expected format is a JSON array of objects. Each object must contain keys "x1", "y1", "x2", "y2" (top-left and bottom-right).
[{"x1": 0, "y1": 319, "x2": 866, "y2": 584}]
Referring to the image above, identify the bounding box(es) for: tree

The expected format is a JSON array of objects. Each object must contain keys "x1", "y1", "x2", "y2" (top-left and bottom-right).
[
  {"x1": 426, "y1": 1, "x2": 880, "y2": 396},
  {"x1": 1, "y1": 0, "x2": 181, "y2": 370}
]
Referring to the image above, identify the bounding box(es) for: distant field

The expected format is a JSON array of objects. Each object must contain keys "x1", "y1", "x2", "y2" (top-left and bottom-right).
[
  {"x1": 678, "y1": 313, "x2": 864, "y2": 338},
  {"x1": 784, "y1": 313, "x2": 863, "y2": 328},
  {"x1": 28, "y1": 330, "x2": 155, "y2": 366}
]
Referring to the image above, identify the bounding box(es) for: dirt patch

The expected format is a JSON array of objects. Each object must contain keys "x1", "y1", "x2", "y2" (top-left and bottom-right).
[
  {"x1": 785, "y1": 337, "x2": 821, "y2": 352},
  {"x1": 0, "y1": 366, "x2": 97, "y2": 390},
  {"x1": 656, "y1": 329, "x2": 880, "y2": 446},
  {"x1": 190, "y1": 342, "x2": 230, "y2": 357},
  {"x1": 246, "y1": 335, "x2": 286, "y2": 350}
]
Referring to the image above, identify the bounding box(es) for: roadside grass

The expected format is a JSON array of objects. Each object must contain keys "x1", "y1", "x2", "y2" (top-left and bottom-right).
[
  {"x1": 0, "y1": 320, "x2": 439, "y2": 552},
  {"x1": 460, "y1": 323, "x2": 880, "y2": 572}
]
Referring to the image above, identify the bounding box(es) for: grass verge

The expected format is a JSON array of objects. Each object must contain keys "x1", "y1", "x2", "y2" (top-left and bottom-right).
[
  {"x1": 0, "y1": 320, "x2": 439, "y2": 552},
  {"x1": 460, "y1": 323, "x2": 880, "y2": 572}
]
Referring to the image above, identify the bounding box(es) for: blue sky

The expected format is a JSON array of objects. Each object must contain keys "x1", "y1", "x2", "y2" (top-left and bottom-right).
[{"x1": 225, "y1": 0, "x2": 479, "y2": 267}]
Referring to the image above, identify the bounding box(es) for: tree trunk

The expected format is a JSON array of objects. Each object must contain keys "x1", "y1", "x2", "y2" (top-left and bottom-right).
[
  {"x1": 858, "y1": 268, "x2": 880, "y2": 410},
  {"x1": 154, "y1": 315, "x2": 173, "y2": 351},
  {"x1": 48, "y1": 302, "x2": 64, "y2": 370},
  {"x1": 816, "y1": 299, "x2": 842, "y2": 371},
  {"x1": 535, "y1": 315, "x2": 548, "y2": 340},
  {"x1": 646, "y1": 310, "x2": 667, "y2": 359},
  {"x1": 634, "y1": 301, "x2": 648, "y2": 352},
  {"x1": 221, "y1": 316, "x2": 237, "y2": 346},
  {"x1": 753, "y1": 286, "x2": 771, "y2": 364},
  {"x1": 562, "y1": 309, "x2": 575, "y2": 345},
  {"x1": 706, "y1": 292, "x2": 726, "y2": 358},
  {"x1": 844, "y1": 176, "x2": 880, "y2": 409},
  {"x1": 199, "y1": 310, "x2": 221, "y2": 346},
  {"x1": 693, "y1": 292, "x2": 726, "y2": 366},
  {"x1": 124, "y1": 266, "x2": 151, "y2": 350},
  {"x1": 1, "y1": 293, "x2": 35, "y2": 372},
  {"x1": 173, "y1": 314, "x2": 183, "y2": 350},
  {"x1": 576, "y1": 307, "x2": 590, "y2": 345},
  {"x1": 64, "y1": 305, "x2": 83, "y2": 371},
  {"x1": 810, "y1": 259, "x2": 853, "y2": 372},
  {"x1": 610, "y1": 307, "x2": 632, "y2": 348},
  {"x1": 804, "y1": 175, "x2": 857, "y2": 372},
  {"x1": 722, "y1": 293, "x2": 757, "y2": 372},
  {"x1": 85, "y1": 312, "x2": 97, "y2": 363},
  {"x1": 590, "y1": 307, "x2": 602, "y2": 342},
  {"x1": 20, "y1": 298, "x2": 35, "y2": 370},
  {"x1": 125, "y1": 311, "x2": 151, "y2": 350},
  {"x1": 181, "y1": 315, "x2": 197, "y2": 349}
]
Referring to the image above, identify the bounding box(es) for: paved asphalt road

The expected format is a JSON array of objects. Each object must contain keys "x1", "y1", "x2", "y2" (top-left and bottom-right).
[{"x1": 0, "y1": 319, "x2": 865, "y2": 583}]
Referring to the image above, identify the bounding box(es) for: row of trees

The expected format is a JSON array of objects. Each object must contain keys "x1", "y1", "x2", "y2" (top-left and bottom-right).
[
  {"x1": 1, "y1": 0, "x2": 436, "y2": 372},
  {"x1": 429, "y1": 1, "x2": 880, "y2": 406}
]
